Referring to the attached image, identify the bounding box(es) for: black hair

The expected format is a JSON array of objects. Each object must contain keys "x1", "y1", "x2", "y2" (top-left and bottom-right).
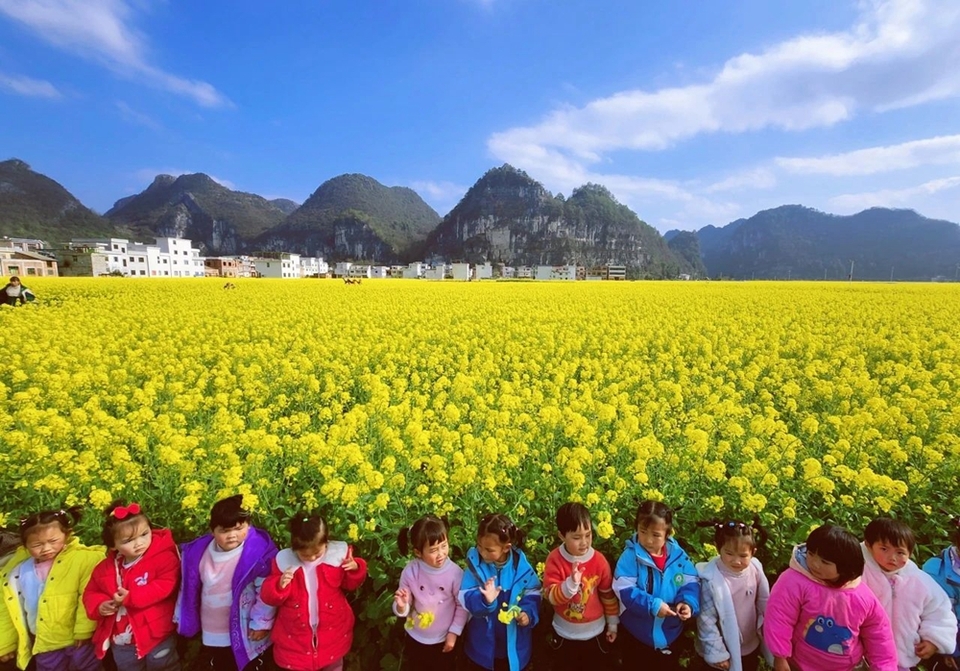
[
  {"x1": 950, "y1": 517, "x2": 960, "y2": 548},
  {"x1": 19, "y1": 506, "x2": 82, "y2": 543},
  {"x1": 697, "y1": 517, "x2": 767, "y2": 551},
  {"x1": 290, "y1": 512, "x2": 328, "y2": 549},
  {"x1": 477, "y1": 513, "x2": 525, "y2": 549},
  {"x1": 101, "y1": 500, "x2": 150, "y2": 547},
  {"x1": 209, "y1": 494, "x2": 252, "y2": 531},
  {"x1": 864, "y1": 517, "x2": 915, "y2": 553},
  {"x1": 556, "y1": 502, "x2": 592, "y2": 536},
  {"x1": 398, "y1": 515, "x2": 449, "y2": 555},
  {"x1": 635, "y1": 500, "x2": 673, "y2": 534},
  {"x1": 806, "y1": 524, "x2": 864, "y2": 586}
]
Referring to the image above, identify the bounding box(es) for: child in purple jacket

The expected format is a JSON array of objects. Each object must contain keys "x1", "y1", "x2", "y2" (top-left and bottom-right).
[{"x1": 176, "y1": 495, "x2": 278, "y2": 671}]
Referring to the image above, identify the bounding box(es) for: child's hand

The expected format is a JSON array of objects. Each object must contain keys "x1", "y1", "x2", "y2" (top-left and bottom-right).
[
  {"x1": 515, "y1": 611, "x2": 530, "y2": 627},
  {"x1": 712, "y1": 660, "x2": 731, "y2": 670},
  {"x1": 656, "y1": 602, "x2": 677, "y2": 618},
  {"x1": 394, "y1": 588, "x2": 410, "y2": 611},
  {"x1": 98, "y1": 600, "x2": 119, "y2": 617},
  {"x1": 914, "y1": 640, "x2": 937, "y2": 659},
  {"x1": 605, "y1": 627, "x2": 617, "y2": 643},
  {"x1": 773, "y1": 657, "x2": 792, "y2": 671},
  {"x1": 480, "y1": 577, "x2": 501, "y2": 605},
  {"x1": 442, "y1": 632, "x2": 457, "y2": 653},
  {"x1": 0, "y1": 653, "x2": 13, "y2": 663},
  {"x1": 248, "y1": 629, "x2": 269, "y2": 642},
  {"x1": 341, "y1": 547, "x2": 358, "y2": 572},
  {"x1": 944, "y1": 656, "x2": 959, "y2": 670},
  {"x1": 279, "y1": 566, "x2": 297, "y2": 589},
  {"x1": 675, "y1": 602, "x2": 692, "y2": 620},
  {"x1": 571, "y1": 561, "x2": 583, "y2": 588},
  {"x1": 113, "y1": 587, "x2": 129, "y2": 604}
]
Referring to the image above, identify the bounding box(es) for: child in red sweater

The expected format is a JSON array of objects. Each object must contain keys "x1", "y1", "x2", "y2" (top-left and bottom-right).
[{"x1": 543, "y1": 502, "x2": 619, "y2": 671}]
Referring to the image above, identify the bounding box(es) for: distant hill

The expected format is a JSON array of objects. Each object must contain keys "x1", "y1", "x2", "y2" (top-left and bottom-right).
[
  {"x1": 666, "y1": 231, "x2": 707, "y2": 277},
  {"x1": 694, "y1": 205, "x2": 960, "y2": 280},
  {"x1": 0, "y1": 158, "x2": 120, "y2": 243},
  {"x1": 269, "y1": 198, "x2": 300, "y2": 215},
  {"x1": 105, "y1": 173, "x2": 289, "y2": 254},
  {"x1": 252, "y1": 174, "x2": 440, "y2": 262},
  {"x1": 422, "y1": 165, "x2": 692, "y2": 277}
]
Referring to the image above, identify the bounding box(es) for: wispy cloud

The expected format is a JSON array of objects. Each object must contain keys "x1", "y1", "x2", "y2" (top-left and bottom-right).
[
  {"x1": 115, "y1": 100, "x2": 161, "y2": 130},
  {"x1": 0, "y1": 70, "x2": 60, "y2": 98},
  {"x1": 830, "y1": 175, "x2": 960, "y2": 212},
  {"x1": 487, "y1": 0, "x2": 960, "y2": 228},
  {"x1": 0, "y1": 0, "x2": 230, "y2": 107},
  {"x1": 777, "y1": 134, "x2": 960, "y2": 176},
  {"x1": 410, "y1": 180, "x2": 468, "y2": 215}
]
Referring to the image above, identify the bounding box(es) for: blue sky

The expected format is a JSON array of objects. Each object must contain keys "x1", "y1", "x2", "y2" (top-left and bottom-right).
[{"x1": 1, "y1": 0, "x2": 959, "y2": 232}]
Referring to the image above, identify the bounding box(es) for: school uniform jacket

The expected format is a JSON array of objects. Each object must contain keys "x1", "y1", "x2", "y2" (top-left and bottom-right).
[
  {"x1": 82, "y1": 528, "x2": 180, "y2": 660},
  {"x1": 613, "y1": 535, "x2": 701, "y2": 650},
  {"x1": 0, "y1": 538, "x2": 104, "y2": 669},
  {"x1": 259, "y1": 542, "x2": 367, "y2": 671}
]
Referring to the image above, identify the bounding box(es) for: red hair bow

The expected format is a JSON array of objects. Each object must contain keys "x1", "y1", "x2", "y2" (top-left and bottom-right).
[{"x1": 112, "y1": 503, "x2": 141, "y2": 520}]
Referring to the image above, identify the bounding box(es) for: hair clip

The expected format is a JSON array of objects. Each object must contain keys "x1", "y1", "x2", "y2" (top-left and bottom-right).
[
  {"x1": 112, "y1": 503, "x2": 141, "y2": 520},
  {"x1": 18, "y1": 515, "x2": 31, "y2": 529}
]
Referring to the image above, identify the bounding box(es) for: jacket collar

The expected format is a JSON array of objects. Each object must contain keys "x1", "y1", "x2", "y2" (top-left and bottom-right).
[{"x1": 275, "y1": 541, "x2": 348, "y2": 572}]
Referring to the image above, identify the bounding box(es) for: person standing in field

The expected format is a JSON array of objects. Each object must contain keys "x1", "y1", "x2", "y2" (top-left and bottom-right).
[
  {"x1": 176, "y1": 494, "x2": 278, "y2": 671},
  {"x1": 259, "y1": 512, "x2": 367, "y2": 671},
  {"x1": 83, "y1": 501, "x2": 181, "y2": 671},
  {"x1": 694, "y1": 519, "x2": 773, "y2": 671},
  {"x1": 458, "y1": 513, "x2": 541, "y2": 671},
  {"x1": 543, "y1": 502, "x2": 619, "y2": 671},
  {"x1": 0, "y1": 507, "x2": 103, "y2": 671},
  {"x1": 392, "y1": 515, "x2": 467, "y2": 670}
]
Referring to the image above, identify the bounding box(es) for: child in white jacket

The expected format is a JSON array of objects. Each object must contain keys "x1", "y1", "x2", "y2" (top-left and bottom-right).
[
  {"x1": 696, "y1": 519, "x2": 773, "y2": 671},
  {"x1": 861, "y1": 518, "x2": 957, "y2": 671}
]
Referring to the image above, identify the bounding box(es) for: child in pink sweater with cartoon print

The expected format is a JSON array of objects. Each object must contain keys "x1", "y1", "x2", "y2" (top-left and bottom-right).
[{"x1": 764, "y1": 524, "x2": 897, "y2": 671}]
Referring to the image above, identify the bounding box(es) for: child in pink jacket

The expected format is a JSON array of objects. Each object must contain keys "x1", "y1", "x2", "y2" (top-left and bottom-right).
[{"x1": 764, "y1": 524, "x2": 897, "y2": 671}]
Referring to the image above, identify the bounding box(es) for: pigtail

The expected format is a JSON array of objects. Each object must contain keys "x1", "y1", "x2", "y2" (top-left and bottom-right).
[
  {"x1": 397, "y1": 526, "x2": 411, "y2": 555},
  {"x1": 18, "y1": 504, "x2": 83, "y2": 543},
  {"x1": 751, "y1": 515, "x2": 768, "y2": 550}
]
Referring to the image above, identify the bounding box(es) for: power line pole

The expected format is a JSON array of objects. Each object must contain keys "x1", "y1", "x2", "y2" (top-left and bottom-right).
[{"x1": 848, "y1": 260, "x2": 854, "y2": 282}]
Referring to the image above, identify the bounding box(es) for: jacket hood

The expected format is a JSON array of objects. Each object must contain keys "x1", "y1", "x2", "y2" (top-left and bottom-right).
[
  {"x1": 275, "y1": 540, "x2": 349, "y2": 572},
  {"x1": 790, "y1": 543, "x2": 860, "y2": 589}
]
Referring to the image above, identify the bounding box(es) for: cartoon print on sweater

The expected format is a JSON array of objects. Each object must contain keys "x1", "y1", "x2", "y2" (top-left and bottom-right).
[
  {"x1": 564, "y1": 574, "x2": 600, "y2": 621},
  {"x1": 804, "y1": 615, "x2": 853, "y2": 655}
]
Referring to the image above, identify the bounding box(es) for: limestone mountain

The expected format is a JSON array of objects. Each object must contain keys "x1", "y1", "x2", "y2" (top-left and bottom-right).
[
  {"x1": 0, "y1": 158, "x2": 120, "y2": 242},
  {"x1": 251, "y1": 174, "x2": 440, "y2": 262},
  {"x1": 422, "y1": 165, "x2": 690, "y2": 277},
  {"x1": 689, "y1": 205, "x2": 960, "y2": 280},
  {"x1": 105, "y1": 173, "x2": 289, "y2": 255},
  {"x1": 666, "y1": 231, "x2": 708, "y2": 277},
  {"x1": 269, "y1": 198, "x2": 300, "y2": 215}
]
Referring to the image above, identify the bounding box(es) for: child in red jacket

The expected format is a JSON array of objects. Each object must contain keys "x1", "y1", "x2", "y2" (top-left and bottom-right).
[
  {"x1": 260, "y1": 512, "x2": 367, "y2": 671},
  {"x1": 82, "y1": 501, "x2": 181, "y2": 670}
]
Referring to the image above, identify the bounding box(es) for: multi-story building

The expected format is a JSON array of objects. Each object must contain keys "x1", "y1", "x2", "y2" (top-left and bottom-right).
[
  {"x1": 535, "y1": 265, "x2": 578, "y2": 281},
  {"x1": 0, "y1": 237, "x2": 48, "y2": 253},
  {"x1": 64, "y1": 237, "x2": 203, "y2": 277},
  {"x1": 54, "y1": 246, "x2": 110, "y2": 277},
  {"x1": 254, "y1": 253, "x2": 301, "y2": 278},
  {"x1": 402, "y1": 262, "x2": 423, "y2": 279},
  {"x1": 451, "y1": 263, "x2": 471, "y2": 281},
  {"x1": 300, "y1": 256, "x2": 329, "y2": 278},
  {"x1": 476, "y1": 262, "x2": 493, "y2": 280},
  {"x1": 204, "y1": 258, "x2": 239, "y2": 278},
  {"x1": 334, "y1": 262, "x2": 353, "y2": 278},
  {"x1": 0, "y1": 249, "x2": 58, "y2": 277}
]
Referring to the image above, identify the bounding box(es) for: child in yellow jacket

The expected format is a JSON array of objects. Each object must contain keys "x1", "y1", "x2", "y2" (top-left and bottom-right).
[{"x1": 0, "y1": 508, "x2": 104, "y2": 671}]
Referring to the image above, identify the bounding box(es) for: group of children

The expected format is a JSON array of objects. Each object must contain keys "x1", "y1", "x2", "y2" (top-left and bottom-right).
[{"x1": 2, "y1": 496, "x2": 960, "y2": 671}]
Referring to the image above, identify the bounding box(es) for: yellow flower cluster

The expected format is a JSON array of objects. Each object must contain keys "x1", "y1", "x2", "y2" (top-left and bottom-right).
[{"x1": 1, "y1": 279, "x2": 958, "y2": 570}]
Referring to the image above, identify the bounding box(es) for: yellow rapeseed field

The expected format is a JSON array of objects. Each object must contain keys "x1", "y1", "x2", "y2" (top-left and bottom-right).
[{"x1": 1, "y1": 278, "x2": 959, "y2": 662}]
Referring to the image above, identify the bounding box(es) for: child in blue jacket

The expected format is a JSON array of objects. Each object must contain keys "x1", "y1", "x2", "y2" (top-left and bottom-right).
[
  {"x1": 458, "y1": 513, "x2": 541, "y2": 671},
  {"x1": 613, "y1": 500, "x2": 700, "y2": 669},
  {"x1": 923, "y1": 517, "x2": 960, "y2": 669}
]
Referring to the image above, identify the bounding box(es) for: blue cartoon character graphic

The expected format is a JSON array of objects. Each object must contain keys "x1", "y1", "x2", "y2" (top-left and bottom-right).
[{"x1": 804, "y1": 614, "x2": 853, "y2": 655}]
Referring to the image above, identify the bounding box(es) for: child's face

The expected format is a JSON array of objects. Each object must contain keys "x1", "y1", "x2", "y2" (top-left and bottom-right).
[
  {"x1": 719, "y1": 538, "x2": 755, "y2": 573},
  {"x1": 10, "y1": 278, "x2": 20, "y2": 286},
  {"x1": 294, "y1": 534, "x2": 327, "y2": 563},
  {"x1": 213, "y1": 521, "x2": 250, "y2": 552},
  {"x1": 114, "y1": 519, "x2": 152, "y2": 562},
  {"x1": 807, "y1": 551, "x2": 840, "y2": 582},
  {"x1": 560, "y1": 524, "x2": 593, "y2": 558},
  {"x1": 24, "y1": 523, "x2": 68, "y2": 562},
  {"x1": 416, "y1": 537, "x2": 449, "y2": 569},
  {"x1": 637, "y1": 520, "x2": 669, "y2": 557},
  {"x1": 477, "y1": 533, "x2": 511, "y2": 564},
  {"x1": 868, "y1": 539, "x2": 910, "y2": 572}
]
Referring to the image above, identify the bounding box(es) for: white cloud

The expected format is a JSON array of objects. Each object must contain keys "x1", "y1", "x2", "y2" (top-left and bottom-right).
[
  {"x1": 0, "y1": 70, "x2": 60, "y2": 98},
  {"x1": 704, "y1": 168, "x2": 778, "y2": 193},
  {"x1": 410, "y1": 180, "x2": 468, "y2": 215},
  {"x1": 777, "y1": 134, "x2": 960, "y2": 175},
  {"x1": 115, "y1": 100, "x2": 161, "y2": 130},
  {"x1": 829, "y1": 175, "x2": 960, "y2": 212},
  {"x1": 0, "y1": 0, "x2": 229, "y2": 107}
]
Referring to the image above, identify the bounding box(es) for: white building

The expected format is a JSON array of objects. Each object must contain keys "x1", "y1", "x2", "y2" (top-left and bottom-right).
[
  {"x1": 475, "y1": 262, "x2": 493, "y2": 280},
  {"x1": 536, "y1": 264, "x2": 578, "y2": 281},
  {"x1": 451, "y1": 263, "x2": 471, "y2": 281},
  {"x1": 348, "y1": 264, "x2": 372, "y2": 279},
  {"x1": 334, "y1": 262, "x2": 353, "y2": 278},
  {"x1": 501, "y1": 265, "x2": 516, "y2": 279},
  {"x1": 255, "y1": 253, "x2": 301, "y2": 278},
  {"x1": 517, "y1": 266, "x2": 534, "y2": 279},
  {"x1": 402, "y1": 262, "x2": 423, "y2": 279},
  {"x1": 424, "y1": 265, "x2": 445, "y2": 280},
  {"x1": 370, "y1": 266, "x2": 389, "y2": 279},
  {"x1": 300, "y1": 256, "x2": 329, "y2": 278},
  {"x1": 69, "y1": 237, "x2": 203, "y2": 277}
]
